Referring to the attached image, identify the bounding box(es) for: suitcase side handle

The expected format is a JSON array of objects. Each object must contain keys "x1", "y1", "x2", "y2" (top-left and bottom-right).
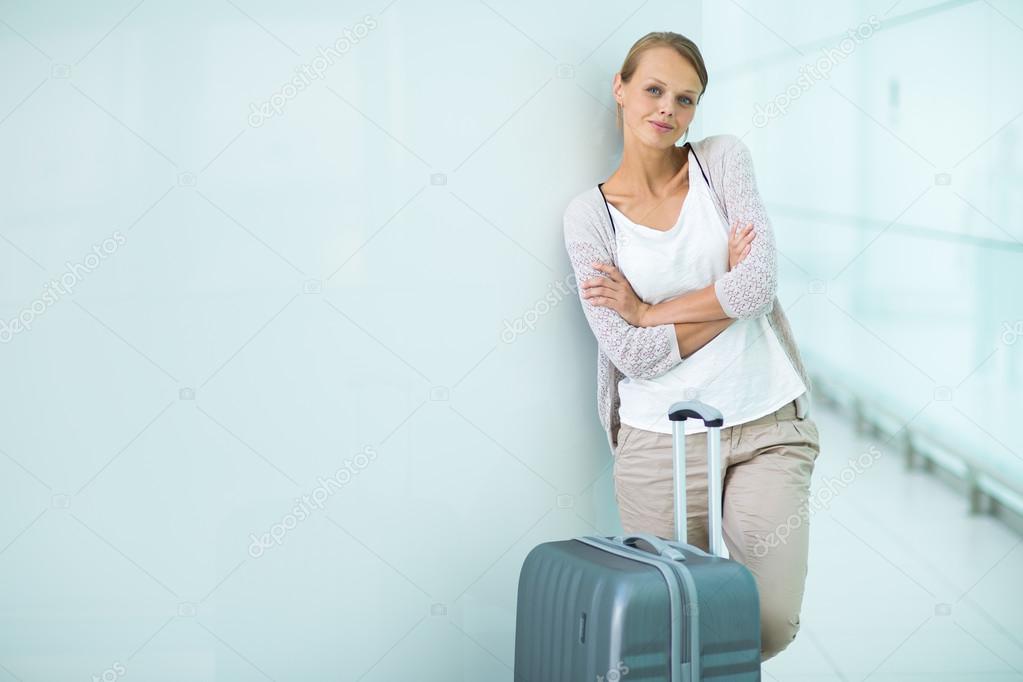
[{"x1": 611, "y1": 533, "x2": 686, "y2": 562}]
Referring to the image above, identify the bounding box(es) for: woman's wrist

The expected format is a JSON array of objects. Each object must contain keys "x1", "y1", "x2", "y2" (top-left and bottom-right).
[{"x1": 637, "y1": 301, "x2": 654, "y2": 327}]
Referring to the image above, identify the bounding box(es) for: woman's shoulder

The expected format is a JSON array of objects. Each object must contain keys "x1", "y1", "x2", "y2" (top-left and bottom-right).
[
  {"x1": 692, "y1": 133, "x2": 749, "y2": 164},
  {"x1": 563, "y1": 185, "x2": 604, "y2": 222},
  {"x1": 565, "y1": 184, "x2": 604, "y2": 210},
  {"x1": 563, "y1": 185, "x2": 611, "y2": 242}
]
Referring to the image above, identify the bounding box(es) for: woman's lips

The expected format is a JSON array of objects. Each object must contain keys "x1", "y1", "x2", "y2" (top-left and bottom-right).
[{"x1": 649, "y1": 120, "x2": 673, "y2": 133}]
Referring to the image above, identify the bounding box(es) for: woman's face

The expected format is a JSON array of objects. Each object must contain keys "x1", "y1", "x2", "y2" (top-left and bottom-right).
[{"x1": 614, "y1": 46, "x2": 701, "y2": 149}]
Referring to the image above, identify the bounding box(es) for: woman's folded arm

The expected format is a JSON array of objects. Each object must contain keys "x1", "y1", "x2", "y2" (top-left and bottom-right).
[
  {"x1": 564, "y1": 199, "x2": 687, "y2": 380},
  {"x1": 711, "y1": 135, "x2": 778, "y2": 319},
  {"x1": 673, "y1": 317, "x2": 734, "y2": 356},
  {"x1": 640, "y1": 283, "x2": 730, "y2": 326},
  {"x1": 618, "y1": 137, "x2": 778, "y2": 326}
]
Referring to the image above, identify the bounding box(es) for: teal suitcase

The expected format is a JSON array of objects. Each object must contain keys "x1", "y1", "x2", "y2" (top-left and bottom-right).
[{"x1": 513, "y1": 401, "x2": 762, "y2": 681}]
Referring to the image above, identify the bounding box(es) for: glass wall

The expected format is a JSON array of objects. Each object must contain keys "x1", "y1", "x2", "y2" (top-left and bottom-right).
[{"x1": 699, "y1": 0, "x2": 1023, "y2": 492}]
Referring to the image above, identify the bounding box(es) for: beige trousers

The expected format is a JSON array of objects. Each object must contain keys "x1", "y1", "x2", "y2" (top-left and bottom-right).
[{"x1": 613, "y1": 399, "x2": 821, "y2": 662}]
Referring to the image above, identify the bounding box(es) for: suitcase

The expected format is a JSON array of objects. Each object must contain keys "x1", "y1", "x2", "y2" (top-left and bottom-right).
[{"x1": 513, "y1": 400, "x2": 762, "y2": 681}]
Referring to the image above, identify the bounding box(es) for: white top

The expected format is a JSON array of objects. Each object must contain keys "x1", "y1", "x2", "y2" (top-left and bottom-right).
[{"x1": 612, "y1": 148, "x2": 806, "y2": 435}]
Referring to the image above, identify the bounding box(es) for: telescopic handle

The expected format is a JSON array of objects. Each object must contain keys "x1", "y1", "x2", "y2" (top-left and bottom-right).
[{"x1": 667, "y1": 400, "x2": 728, "y2": 558}]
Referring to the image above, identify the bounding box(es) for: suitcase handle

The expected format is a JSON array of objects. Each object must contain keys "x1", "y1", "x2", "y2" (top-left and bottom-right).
[
  {"x1": 667, "y1": 400, "x2": 728, "y2": 558},
  {"x1": 611, "y1": 533, "x2": 686, "y2": 561},
  {"x1": 668, "y1": 400, "x2": 723, "y2": 426}
]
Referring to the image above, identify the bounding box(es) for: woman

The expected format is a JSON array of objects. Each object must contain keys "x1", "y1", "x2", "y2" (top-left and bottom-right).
[{"x1": 562, "y1": 32, "x2": 822, "y2": 662}]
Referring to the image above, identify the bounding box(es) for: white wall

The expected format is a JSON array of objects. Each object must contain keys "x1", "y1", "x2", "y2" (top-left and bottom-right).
[{"x1": 0, "y1": 1, "x2": 706, "y2": 680}]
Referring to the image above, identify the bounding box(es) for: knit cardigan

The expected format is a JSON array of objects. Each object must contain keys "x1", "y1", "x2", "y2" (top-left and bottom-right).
[{"x1": 562, "y1": 133, "x2": 813, "y2": 453}]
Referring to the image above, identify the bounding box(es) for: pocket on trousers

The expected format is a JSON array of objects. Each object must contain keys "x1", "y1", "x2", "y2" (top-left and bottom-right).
[
  {"x1": 790, "y1": 418, "x2": 821, "y2": 459},
  {"x1": 614, "y1": 425, "x2": 635, "y2": 459}
]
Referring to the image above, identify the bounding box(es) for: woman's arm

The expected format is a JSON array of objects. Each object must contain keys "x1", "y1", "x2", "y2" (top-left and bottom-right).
[
  {"x1": 711, "y1": 135, "x2": 779, "y2": 319},
  {"x1": 587, "y1": 220, "x2": 756, "y2": 327},
  {"x1": 674, "y1": 317, "x2": 734, "y2": 356},
  {"x1": 647, "y1": 138, "x2": 780, "y2": 325},
  {"x1": 609, "y1": 136, "x2": 781, "y2": 325},
  {"x1": 642, "y1": 284, "x2": 729, "y2": 326},
  {"x1": 565, "y1": 202, "x2": 684, "y2": 380}
]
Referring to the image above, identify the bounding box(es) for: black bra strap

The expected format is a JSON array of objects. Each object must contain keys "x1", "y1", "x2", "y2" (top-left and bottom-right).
[
  {"x1": 597, "y1": 141, "x2": 708, "y2": 235},
  {"x1": 689, "y1": 142, "x2": 709, "y2": 187},
  {"x1": 596, "y1": 181, "x2": 615, "y2": 233}
]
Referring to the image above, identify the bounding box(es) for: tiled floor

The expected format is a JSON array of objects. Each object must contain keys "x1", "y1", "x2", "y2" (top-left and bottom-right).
[{"x1": 761, "y1": 403, "x2": 1023, "y2": 681}]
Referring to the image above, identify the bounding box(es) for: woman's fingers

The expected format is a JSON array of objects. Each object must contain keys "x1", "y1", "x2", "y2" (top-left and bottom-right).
[
  {"x1": 582, "y1": 275, "x2": 618, "y2": 290},
  {"x1": 726, "y1": 222, "x2": 755, "y2": 268},
  {"x1": 582, "y1": 283, "x2": 616, "y2": 299},
  {"x1": 730, "y1": 222, "x2": 754, "y2": 242},
  {"x1": 591, "y1": 262, "x2": 623, "y2": 282}
]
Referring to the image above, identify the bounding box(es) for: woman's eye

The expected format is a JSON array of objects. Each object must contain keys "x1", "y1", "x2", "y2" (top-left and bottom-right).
[{"x1": 647, "y1": 87, "x2": 691, "y2": 105}]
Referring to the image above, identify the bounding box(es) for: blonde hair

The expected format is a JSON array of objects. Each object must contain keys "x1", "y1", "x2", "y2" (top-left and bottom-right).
[{"x1": 616, "y1": 32, "x2": 708, "y2": 130}]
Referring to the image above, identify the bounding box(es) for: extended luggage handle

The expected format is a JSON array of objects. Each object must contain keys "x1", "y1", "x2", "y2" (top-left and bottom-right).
[
  {"x1": 668, "y1": 400, "x2": 728, "y2": 559},
  {"x1": 611, "y1": 533, "x2": 686, "y2": 562},
  {"x1": 668, "y1": 400, "x2": 723, "y2": 426}
]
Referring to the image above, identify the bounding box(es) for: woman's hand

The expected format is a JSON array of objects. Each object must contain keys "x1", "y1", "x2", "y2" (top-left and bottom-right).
[
  {"x1": 580, "y1": 262, "x2": 650, "y2": 327},
  {"x1": 728, "y1": 221, "x2": 755, "y2": 270}
]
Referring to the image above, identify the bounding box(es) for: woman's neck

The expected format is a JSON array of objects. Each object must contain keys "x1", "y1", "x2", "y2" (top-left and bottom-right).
[{"x1": 610, "y1": 143, "x2": 688, "y2": 197}]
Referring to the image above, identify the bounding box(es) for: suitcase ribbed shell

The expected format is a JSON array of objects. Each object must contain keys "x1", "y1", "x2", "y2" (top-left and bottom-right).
[{"x1": 514, "y1": 536, "x2": 761, "y2": 681}]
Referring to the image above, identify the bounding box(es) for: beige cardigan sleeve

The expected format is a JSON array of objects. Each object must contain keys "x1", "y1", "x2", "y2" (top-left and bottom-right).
[
  {"x1": 712, "y1": 135, "x2": 779, "y2": 319},
  {"x1": 563, "y1": 198, "x2": 683, "y2": 380}
]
